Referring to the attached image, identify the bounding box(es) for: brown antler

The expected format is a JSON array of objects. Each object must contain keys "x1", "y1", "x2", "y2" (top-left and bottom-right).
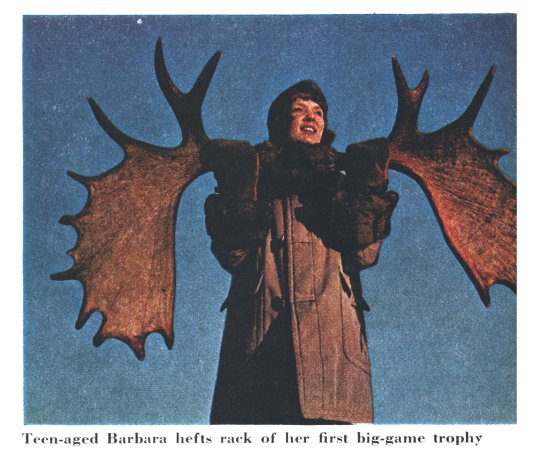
[
  {"x1": 387, "y1": 57, "x2": 516, "y2": 306},
  {"x1": 52, "y1": 39, "x2": 221, "y2": 359}
]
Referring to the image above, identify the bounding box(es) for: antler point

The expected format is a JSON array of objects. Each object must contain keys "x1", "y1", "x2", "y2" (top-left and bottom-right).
[
  {"x1": 134, "y1": 348, "x2": 145, "y2": 361},
  {"x1": 93, "y1": 333, "x2": 105, "y2": 347},
  {"x1": 481, "y1": 292, "x2": 491, "y2": 307},
  {"x1": 67, "y1": 171, "x2": 90, "y2": 185},
  {"x1": 50, "y1": 268, "x2": 77, "y2": 281},
  {"x1": 454, "y1": 64, "x2": 497, "y2": 130},
  {"x1": 59, "y1": 214, "x2": 74, "y2": 225}
]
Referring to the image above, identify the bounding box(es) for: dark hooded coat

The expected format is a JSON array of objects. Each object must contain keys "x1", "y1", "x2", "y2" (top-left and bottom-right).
[{"x1": 207, "y1": 81, "x2": 381, "y2": 424}]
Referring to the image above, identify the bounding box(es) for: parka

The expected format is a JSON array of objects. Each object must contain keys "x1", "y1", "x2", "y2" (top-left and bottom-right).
[
  {"x1": 208, "y1": 188, "x2": 381, "y2": 424},
  {"x1": 206, "y1": 80, "x2": 387, "y2": 424}
]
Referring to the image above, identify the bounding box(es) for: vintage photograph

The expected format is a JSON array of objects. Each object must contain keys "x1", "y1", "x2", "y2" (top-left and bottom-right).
[{"x1": 23, "y1": 14, "x2": 516, "y2": 425}]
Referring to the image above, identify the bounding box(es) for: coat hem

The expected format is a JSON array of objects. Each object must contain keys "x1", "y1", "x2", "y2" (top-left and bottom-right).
[{"x1": 301, "y1": 407, "x2": 373, "y2": 424}]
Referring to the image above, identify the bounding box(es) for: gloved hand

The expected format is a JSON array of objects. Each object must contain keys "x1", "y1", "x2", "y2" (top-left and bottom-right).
[
  {"x1": 201, "y1": 139, "x2": 258, "y2": 199},
  {"x1": 256, "y1": 141, "x2": 340, "y2": 198},
  {"x1": 330, "y1": 138, "x2": 398, "y2": 249},
  {"x1": 340, "y1": 139, "x2": 390, "y2": 194},
  {"x1": 204, "y1": 194, "x2": 272, "y2": 251},
  {"x1": 285, "y1": 142, "x2": 338, "y2": 174},
  {"x1": 283, "y1": 142, "x2": 340, "y2": 185},
  {"x1": 330, "y1": 189, "x2": 399, "y2": 249}
]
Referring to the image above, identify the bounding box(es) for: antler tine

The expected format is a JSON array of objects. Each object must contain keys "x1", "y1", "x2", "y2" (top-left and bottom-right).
[
  {"x1": 190, "y1": 50, "x2": 222, "y2": 104},
  {"x1": 67, "y1": 170, "x2": 92, "y2": 186},
  {"x1": 452, "y1": 65, "x2": 496, "y2": 132},
  {"x1": 87, "y1": 97, "x2": 139, "y2": 151},
  {"x1": 50, "y1": 268, "x2": 78, "y2": 281},
  {"x1": 391, "y1": 56, "x2": 410, "y2": 96},
  {"x1": 416, "y1": 70, "x2": 430, "y2": 97},
  {"x1": 154, "y1": 38, "x2": 183, "y2": 101},
  {"x1": 390, "y1": 57, "x2": 429, "y2": 139},
  {"x1": 154, "y1": 37, "x2": 221, "y2": 147}
]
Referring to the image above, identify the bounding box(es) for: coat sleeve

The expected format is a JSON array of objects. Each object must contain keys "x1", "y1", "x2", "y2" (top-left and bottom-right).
[
  {"x1": 204, "y1": 193, "x2": 270, "y2": 273},
  {"x1": 341, "y1": 241, "x2": 382, "y2": 276},
  {"x1": 210, "y1": 242, "x2": 251, "y2": 274}
]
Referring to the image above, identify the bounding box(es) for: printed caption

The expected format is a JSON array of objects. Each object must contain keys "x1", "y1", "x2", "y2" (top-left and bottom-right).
[{"x1": 21, "y1": 430, "x2": 484, "y2": 446}]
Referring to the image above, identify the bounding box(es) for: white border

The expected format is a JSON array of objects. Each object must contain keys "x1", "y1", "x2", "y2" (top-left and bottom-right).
[
  {"x1": 4, "y1": 1, "x2": 534, "y2": 447},
  {"x1": 2, "y1": 0, "x2": 529, "y2": 15}
]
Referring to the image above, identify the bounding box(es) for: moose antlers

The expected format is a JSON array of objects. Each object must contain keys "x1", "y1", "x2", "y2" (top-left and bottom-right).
[
  {"x1": 52, "y1": 41, "x2": 516, "y2": 361},
  {"x1": 52, "y1": 39, "x2": 220, "y2": 360},
  {"x1": 387, "y1": 57, "x2": 516, "y2": 305}
]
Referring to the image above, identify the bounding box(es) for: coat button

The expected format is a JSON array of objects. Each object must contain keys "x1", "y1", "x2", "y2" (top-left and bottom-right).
[{"x1": 271, "y1": 296, "x2": 284, "y2": 311}]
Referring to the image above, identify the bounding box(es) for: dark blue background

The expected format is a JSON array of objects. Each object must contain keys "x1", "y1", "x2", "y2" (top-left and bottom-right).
[{"x1": 23, "y1": 15, "x2": 516, "y2": 424}]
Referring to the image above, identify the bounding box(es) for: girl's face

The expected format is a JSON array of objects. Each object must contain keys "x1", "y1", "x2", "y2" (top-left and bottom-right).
[{"x1": 288, "y1": 98, "x2": 325, "y2": 145}]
